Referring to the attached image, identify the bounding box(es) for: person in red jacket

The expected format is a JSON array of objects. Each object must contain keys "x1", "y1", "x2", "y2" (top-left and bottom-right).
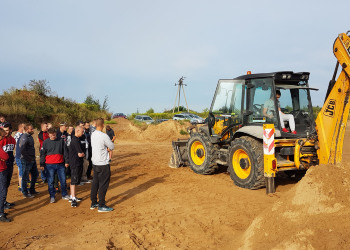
[
  {"x1": 38, "y1": 123, "x2": 49, "y2": 183},
  {"x1": 0, "y1": 123, "x2": 16, "y2": 209},
  {"x1": 40, "y1": 128, "x2": 70, "y2": 203},
  {"x1": 0, "y1": 127, "x2": 10, "y2": 222}
]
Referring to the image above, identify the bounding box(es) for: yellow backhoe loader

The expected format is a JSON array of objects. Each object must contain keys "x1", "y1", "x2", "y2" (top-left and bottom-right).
[{"x1": 169, "y1": 31, "x2": 350, "y2": 193}]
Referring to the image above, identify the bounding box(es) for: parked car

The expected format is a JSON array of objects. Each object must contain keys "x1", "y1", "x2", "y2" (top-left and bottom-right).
[
  {"x1": 112, "y1": 113, "x2": 127, "y2": 119},
  {"x1": 172, "y1": 114, "x2": 191, "y2": 121},
  {"x1": 134, "y1": 115, "x2": 154, "y2": 124},
  {"x1": 183, "y1": 113, "x2": 205, "y2": 124},
  {"x1": 155, "y1": 119, "x2": 169, "y2": 124}
]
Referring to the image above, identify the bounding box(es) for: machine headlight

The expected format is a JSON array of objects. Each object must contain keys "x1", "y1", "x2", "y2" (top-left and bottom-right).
[{"x1": 282, "y1": 74, "x2": 292, "y2": 79}]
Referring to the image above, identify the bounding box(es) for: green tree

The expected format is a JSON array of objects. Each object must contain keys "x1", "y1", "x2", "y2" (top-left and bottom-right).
[
  {"x1": 84, "y1": 94, "x2": 101, "y2": 111},
  {"x1": 28, "y1": 79, "x2": 51, "y2": 96},
  {"x1": 146, "y1": 108, "x2": 154, "y2": 114},
  {"x1": 84, "y1": 94, "x2": 100, "y2": 106}
]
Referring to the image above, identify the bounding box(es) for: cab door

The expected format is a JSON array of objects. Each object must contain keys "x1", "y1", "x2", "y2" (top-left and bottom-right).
[{"x1": 209, "y1": 79, "x2": 245, "y2": 136}]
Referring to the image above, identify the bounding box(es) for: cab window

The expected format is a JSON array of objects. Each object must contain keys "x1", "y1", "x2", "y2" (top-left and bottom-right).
[{"x1": 247, "y1": 78, "x2": 278, "y2": 126}]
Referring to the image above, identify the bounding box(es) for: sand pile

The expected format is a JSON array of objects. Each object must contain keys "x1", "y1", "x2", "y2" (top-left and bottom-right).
[
  {"x1": 110, "y1": 118, "x2": 142, "y2": 141},
  {"x1": 111, "y1": 118, "x2": 190, "y2": 142},
  {"x1": 141, "y1": 120, "x2": 190, "y2": 142},
  {"x1": 238, "y1": 163, "x2": 350, "y2": 249}
]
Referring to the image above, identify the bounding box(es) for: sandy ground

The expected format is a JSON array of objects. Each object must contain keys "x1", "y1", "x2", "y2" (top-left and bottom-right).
[{"x1": 1, "y1": 119, "x2": 350, "y2": 249}]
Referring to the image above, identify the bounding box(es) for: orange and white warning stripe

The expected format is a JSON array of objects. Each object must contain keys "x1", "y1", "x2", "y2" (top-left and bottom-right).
[{"x1": 263, "y1": 126, "x2": 275, "y2": 155}]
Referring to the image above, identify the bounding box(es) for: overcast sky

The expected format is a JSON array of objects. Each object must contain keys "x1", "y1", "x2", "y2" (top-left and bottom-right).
[{"x1": 0, "y1": 1, "x2": 349, "y2": 115}]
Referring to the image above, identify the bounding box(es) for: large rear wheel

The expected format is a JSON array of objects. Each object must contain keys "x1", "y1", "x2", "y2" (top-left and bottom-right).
[
  {"x1": 187, "y1": 133, "x2": 218, "y2": 174},
  {"x1": 228, "y1": 136, "x2": 265, "y2": 189}
]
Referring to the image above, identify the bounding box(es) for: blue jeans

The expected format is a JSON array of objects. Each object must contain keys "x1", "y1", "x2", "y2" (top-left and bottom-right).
[
  {"x1": 21, "y1": 159, "x2": 39, "y2": 195},
  {"x1": 0, "y1": 170, "x2": 7, "y2": 215},
  {"x1": 41, "y1": 167, "x2": 48, "y2": 181},
  {"x1": 15, "y1": 158, "x2": 23, "y2": 177},
  {"x1": 46, "y1": 163, "x2": 67, "y2": 198}
]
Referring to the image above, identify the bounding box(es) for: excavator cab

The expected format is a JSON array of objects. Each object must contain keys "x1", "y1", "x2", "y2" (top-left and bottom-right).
[{"x1": 208, "y1": 72, "x2": 317, "y2": 140}]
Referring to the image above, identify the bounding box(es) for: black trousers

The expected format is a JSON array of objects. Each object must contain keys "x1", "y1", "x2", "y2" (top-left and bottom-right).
[
  {"x1": 0, "y1": 169, "x2": 8, "y2": 215},
  {"x1": 90, "y1": 164, "x2": 111, "y2": 207},
  {"x1": 87, "y1": 159, "x2": 92, "y2": 178},
  {"x1": 5, "y1": 161, "x2": 14, "y2": 189}
]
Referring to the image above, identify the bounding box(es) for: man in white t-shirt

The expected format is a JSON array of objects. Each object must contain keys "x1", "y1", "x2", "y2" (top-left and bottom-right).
[
  {"x1": 263, "y1": 90, "x2": 296, "y2": 134},
  {"x1": 90, "y1": 118, "x2": 115, "y2": 212}
]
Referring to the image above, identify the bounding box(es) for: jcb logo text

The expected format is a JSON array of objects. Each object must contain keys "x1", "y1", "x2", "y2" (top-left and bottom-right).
[{"x1": 324, "y1": 99, "x2": 336, "y2": 118}]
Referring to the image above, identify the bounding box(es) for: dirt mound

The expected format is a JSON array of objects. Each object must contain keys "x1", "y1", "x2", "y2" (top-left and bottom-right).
[
  {"x1": 111, "y1": 118, "x2": 190, "y2": 142},
  {"x1": 141, "y1": 120, "x2": 190, "y2": 142},
  {"x1": 110, "y1": 118, "x2": 143, "y2": 141},
  {"x1": 238, "y1": 163, "x2": 350, "y2": 249}
]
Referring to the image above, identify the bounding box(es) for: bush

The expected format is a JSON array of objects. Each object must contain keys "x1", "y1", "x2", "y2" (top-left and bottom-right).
[
  {"x1": 0, "y1": 85, "x2": 112, "y2": 128},
  {"x1": 180, "y1": 129, "x2": 188, "y2": 135}
]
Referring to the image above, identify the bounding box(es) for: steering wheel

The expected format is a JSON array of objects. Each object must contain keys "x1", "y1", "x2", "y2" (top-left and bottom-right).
[{"x1": 253, "y1": 104, "x2": 262, "y2": 114}]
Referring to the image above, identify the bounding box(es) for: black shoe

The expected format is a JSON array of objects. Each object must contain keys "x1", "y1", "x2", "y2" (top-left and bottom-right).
[
  {"x1": 4, "y1": 201, "x2": 15, "y2": 207},
  {"x1": 71, "y1": 200, "x2": 77, "y2": 207},
  {"x1": 0, "y1": 214, "x2": 11, "y2": 222},
  {"x1": 90, "y1": 203, "x2": 99, "y2": 210},
  {"x1": 30, "y1": 191, "x2": 40, "y2": 195},
  {"x1": 98, "y1": 205, "x2": 114, "y2": 212},
  {"x1": 4, "y1": 202, "x2": 14, "y2": 210}
]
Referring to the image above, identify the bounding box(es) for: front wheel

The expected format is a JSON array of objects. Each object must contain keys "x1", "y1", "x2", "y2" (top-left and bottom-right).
[
  {"x1": 187, "y1": 133, "x2": 218, "y2": 175},
  {"x1": 228, "y1": 136, "x2": 265, "y2": 189}
]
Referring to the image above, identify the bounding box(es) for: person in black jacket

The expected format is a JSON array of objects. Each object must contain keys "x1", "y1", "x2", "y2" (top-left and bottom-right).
[
  {"x1": 56, "y1": 122, "x2": 68, "y2": 142},
  {"x1": 40, "y1": 128, "x2": 70, "y2": 203},
  {"x1": 19, "y1": 123, "x2": 39, "y2": 198},
  {"x1": 67, "y1": 126, "x2": 85, "y2": 207}
]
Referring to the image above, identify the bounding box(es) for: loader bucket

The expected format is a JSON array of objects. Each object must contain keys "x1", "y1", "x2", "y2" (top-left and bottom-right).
[{"x1": 169, "y1": 139, "x2": 189, "y2": 168}]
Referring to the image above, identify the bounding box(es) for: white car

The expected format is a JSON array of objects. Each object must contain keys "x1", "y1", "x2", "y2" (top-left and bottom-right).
[
  {"x1": 184, "y1": 113, "x2": 205, "y2": 124},
  {"x1": 134, "y1": 115, "x2": 154, "y2": 124},
  {"x1": 173, "y1": 113, "x2": 205, "y2": 124},
  {"x1": 173, "y1": 114, "x2": 191, "y2": 121}
]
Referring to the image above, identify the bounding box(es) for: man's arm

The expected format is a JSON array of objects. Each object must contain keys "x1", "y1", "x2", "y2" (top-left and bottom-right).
[
  {"x1": 40, "y1": 142, "x2": 46, "y2": 168},
  {"x1": 0, "y1": 147, "x2": 9, "y2": 162},
  {"x1": 63, "y1": 140, "x2": 69, "y2": 167},
  {"x1": 18, "y1": 135, "x2": 27, "y2": 153},
  {"x1": 104, "y1": 134, "x2": 115, "y2": 150},
  {"x1": 73, "y1": 139, "x2": 85, "y2": 157},
  {"x1": 262, "y1": 107, "x2": 268, "y2": 117},
  {"x1": 111, "y1": 130, "x2": 116, "y2": 142}
]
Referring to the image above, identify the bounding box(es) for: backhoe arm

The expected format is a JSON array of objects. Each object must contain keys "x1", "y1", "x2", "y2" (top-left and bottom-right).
[{"x1": 316, "y1": 31, "x2": 350, "y2": 164}]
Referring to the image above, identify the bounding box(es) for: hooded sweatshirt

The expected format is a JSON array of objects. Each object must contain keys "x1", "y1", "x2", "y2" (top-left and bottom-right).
[{"x1": 0, "y1": 143, "x2": 9, "y2": 172}]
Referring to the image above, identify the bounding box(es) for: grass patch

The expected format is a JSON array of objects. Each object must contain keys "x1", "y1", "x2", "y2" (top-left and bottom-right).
[
  {"x1": 105, "y1": 120, "x2": 117, "y2": 124},
  {"x1": 180, "y1": 129, "x2": 188, "y2": 135},
  {"x1": 131, "y1": 120, "x2": 149, "y2": 131}
]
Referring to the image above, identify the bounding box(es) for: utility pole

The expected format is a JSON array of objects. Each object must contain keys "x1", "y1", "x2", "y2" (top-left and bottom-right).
[{"x1": 172, "y1": 76, "x2": 189, "y2": 113}]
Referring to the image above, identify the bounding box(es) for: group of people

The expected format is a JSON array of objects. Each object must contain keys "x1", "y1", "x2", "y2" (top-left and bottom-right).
[{"x1": 0, "y1": 115, "x2": 116, "y2": 223}]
